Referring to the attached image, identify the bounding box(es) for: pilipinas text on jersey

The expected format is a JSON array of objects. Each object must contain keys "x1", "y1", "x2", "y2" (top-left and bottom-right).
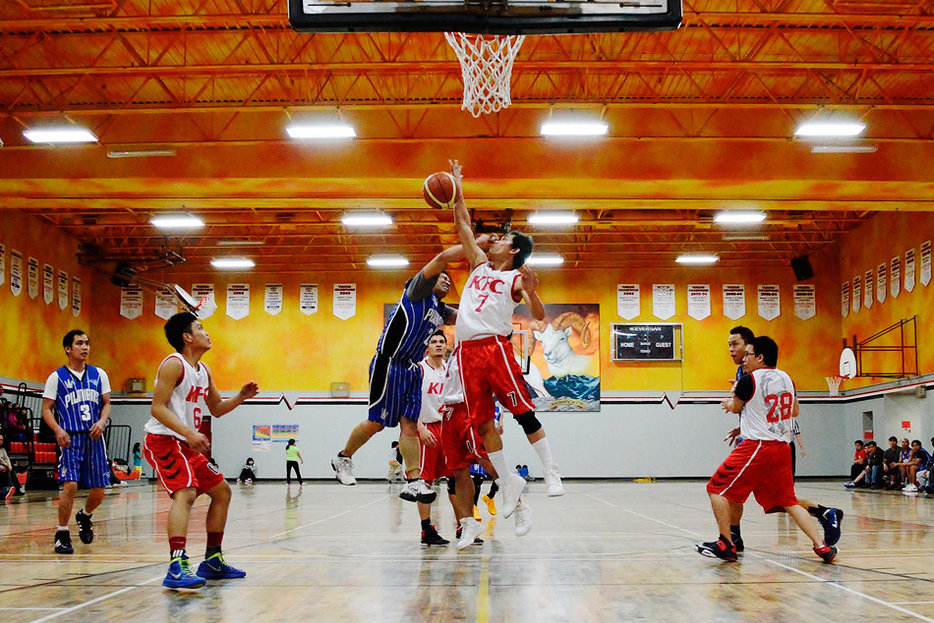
[
  {"x1": 53, "y1": 365, "x2": 103, "y2": 432},
  {"x1": 377, "y1": 277, "x2": 447, "y2": 363}
]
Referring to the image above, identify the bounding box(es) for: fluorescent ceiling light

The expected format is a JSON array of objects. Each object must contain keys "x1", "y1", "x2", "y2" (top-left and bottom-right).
[
  {"x1": 540, "y1": 121, "x2": 608, "y2": 137},
  {"x1": 528, "y1": 212, "x2": 579, "y2": 225},
  {"x1": 150, "y1": 214, "x2": 205, "y2": 230},
  {"x1": 722, "y1": 234, "x2": 770, "y2": 241},
  {"x1": 286, "y1": 124, "x2": 356, "y2": 139},
  {"x1": 794, "y1": 121, "x2": 866, "y2": 138},
  {"x1": 341, "y1": 213, "x2": 392, "y2": 227},
  {"x1": 526, "y1": 254, "x2": 565, "y2": 266},
  {"x1": 107, "y1": 148, "x2": 177, "y2": 159},
  {"x1": 211, "y1": 257, "x2": 255, "y2": 269},
  {"x1": 676, "y1": 254, "x2": 719, "y2": 265},
  {"x1": 367, "y1": 255, "x2": 409, "y2": 268},
  {"x1": 714, "y1": 211, "x2": 766, "y2": 224},
  {"x1": 811, "y1": 144, "x2": 877, "y2": 154},
  {"x1": 23, "y1": 128, "x2": 97, "y2": 143},
  {"x1": 217, "y1": 240, "x2": 264, "y2": 246}
]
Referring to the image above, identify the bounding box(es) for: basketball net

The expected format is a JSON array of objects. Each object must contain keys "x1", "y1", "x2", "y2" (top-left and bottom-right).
[
  {"x1": 826, "y1": 375, "x2": 844, "y2": 397},
  {"x1": 444, "y1": 32, "x2": 526, "y2": 118}
]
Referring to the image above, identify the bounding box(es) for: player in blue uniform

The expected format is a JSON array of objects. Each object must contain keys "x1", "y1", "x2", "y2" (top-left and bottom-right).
[
  {"x1": 41, "y1": 329, "x2": 112, "y2": 555},
  {"x1": 331, "y1": 245, "x2": 462, "y2": 486}
]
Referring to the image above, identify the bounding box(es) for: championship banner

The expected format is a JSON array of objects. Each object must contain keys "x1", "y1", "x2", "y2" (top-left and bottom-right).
[
  {"x1": 793, "y1": 284, "x2": 815, "y2": 320},
  {"x1": 10, "y1": 249, "x2": 23, "y2": 296},
  {"x1": 757, "y1": 284, "x2": 780, "y2": 321},
  {"x1": 71, "y1": 276, "x2": 82, "y2": 317},
  {"x1": 191, "y1": 283, "x2": 216, "y2": 319},
  {"x1": 722, "y1": 284, "x2": 745, "y2": 320},
  {"x1": 877, "y1": 262, "x2": 887, "y2": 304},
  {"x1": 921, "y1": 241, "x2": 932, "y2": 286},
  {"x1": 616, "y1": 284, "x2": 640, "y2": 320},
  {"x1": 300, "y1": 283, "x2": 319, "y2": 315},
  {"x1": 841, "y1": 281, "x2": 850, "y2": 318},
  {"x1": 333, "y1": 283, "x2": 356, "y2": 320},
  {"x1": 57, "y1": 269, "x2": 68, "y2": 310},
  {"x1": 264, "y1": 283, "x2": 283, "y2": 315},
  {"x1": 43, "y1": 263, "x2": 54, "y2": 304},
  {"x1": 154, "y1": 288, "x2": 179, "y2": 320},
  {"x1": 863, "y1": 269, "x2": 873, "y2": 309},
  {"x1": 852, "y1": 275, "x2": 861, "y2": 313},
  {"x1": 890, "y1": 255, "x2": 901, "y2": 299},
  {"x1": 652, "y1": 284, "x2": 675, "y2": 320},
  {"x1": 120, "y1": 285, "x2": 144, "y2": 320},
  {"x1": 686, "y1": 284, "x2": 710, "y2": 321},
  {"x1": 27, "y1": 257, "x2": 39, "y2": 299},
  {"x1": 0, "y1": 243, "x2": 5, "y2": 286},
  {"x1": 904, "y1": 248, "x2": 916, "y2": 293},
  {"x1": 226, "y1": 283, "x2": 251, "y2": 320}
]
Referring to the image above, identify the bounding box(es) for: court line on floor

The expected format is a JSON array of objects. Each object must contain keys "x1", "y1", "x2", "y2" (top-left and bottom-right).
[
  {"x1": 271, "y1": 493, "x2": 388, "y2": 538},
  {"x1": 28, "y1": 575, "x2": 163, "y2": 623}
]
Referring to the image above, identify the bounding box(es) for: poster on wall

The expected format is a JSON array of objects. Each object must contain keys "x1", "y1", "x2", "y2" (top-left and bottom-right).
[
  {"x1": 10, "y1": 249, "x2": 23, "y2": 296},
  {"x1": 890, "y1": 255, "x2": 901, "y2": 299},
  {"x1": 793, "y1": 284, "x2": 815, "y2": 320},
  {"x1": 71, "y1": 276, "x2": 82, "y2": 317},
  {"x1": 877, "y1": 262, "x2": 887, "y2": 303},
  {"x1": 154, "y1": 288, "x2": 179, "y2": 320},
  {"x1": 757, "y1": 285, "x2": 780, "y2": 320},
  {"x1": 57, "y1": 269, "x2": 68, "y2": 310},
  {"x1": 921, "y1": 241, "x2": 932, "y2": 286},
  {"x1": 333, "y1": 283, "x2": 356, "y2": 320},
  {"x1": 864, "y1": 269, "x2": 873, "y2": 309},
  {"x1": 26, "y1": 257, "x2": 39, "y2": 299},
  {"x1": 616, "y1": 284, "x2": 640, "y2": 319},
  {"x1": 264, "y1": 283, "x2": 283, "y2": 315},
  {"x1": 652, "y1": 284, "x2": 675, "y2": 320},
  {"x1": 226, "y1": 283, "x2": 251, "y2": 320},
  {"x1": 0, "y1": 243, "x2": 5, "y2": 286},
  {"x1": 271, "y1": 424, "x2": 299, "y2": 441},
  {"x1": 722, "y1": 284, "x2": 745, "y2": 320},
  {"x1": 841, "y1": 281, "x2": 850, "y2": 318},
  {"x1": 300, "y1": 283, "x2": 319, "y2": 315},
  {"x1": 686, "y1": 284, "x2": 710, "y2": 321},
  {"x1": 191, "y1": 284, "x2": 216, "y2": 319},
  {"x1": 120, "y1": 286, "x2": 144, "y2": 320},
  {"x1": 904, "y1": 248, "x2": 916, "y2": 293},
  {"x1": 42, "y1": 263, "x2": 54, "y2": 305},
  {"x1": 852, "y1": 275, "x2": 861, "y2": 313}
]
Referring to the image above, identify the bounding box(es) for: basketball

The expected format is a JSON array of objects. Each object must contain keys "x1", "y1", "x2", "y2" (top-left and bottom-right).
[{"x1": 422, "y1": 171, "x2": 457, "y2": 209}]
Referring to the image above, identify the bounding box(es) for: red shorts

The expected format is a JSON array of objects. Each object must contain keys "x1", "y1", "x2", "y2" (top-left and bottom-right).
[
  {"x1": 455, "y1": 336, "x2": 535, "y2": 426},
  {"x1": 706, "y1": 440, "x2": 797, "y2": 513},
  {"x1": 419, "y1": 421, "x2": 448, "y2": 483},
  {"x1": 441, "y1": 403, "x2": 488, "y2": 472},
  {"x1": 144, "y1": 433, "x2": 225, "y2": 497}
]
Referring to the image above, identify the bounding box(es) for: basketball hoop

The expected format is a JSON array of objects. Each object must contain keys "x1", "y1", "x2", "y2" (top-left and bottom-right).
[
  {"x1": 444, "y1": 32, "x2": 526, "y2": 118},
  {"x1": 826, "y1": 375, "x2": 844, "y2": 397}
]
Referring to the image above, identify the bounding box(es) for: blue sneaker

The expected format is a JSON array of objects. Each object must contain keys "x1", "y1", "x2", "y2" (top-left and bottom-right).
[
  {"x1": 163, "y1": 555, "x2": 206, "y2": 589},
  {"x1": 818, "y1": 508, "x2": 844, "y2": 547},
  {"x1": 197, "y1": 553, "x2": 246, "y2": 579}
]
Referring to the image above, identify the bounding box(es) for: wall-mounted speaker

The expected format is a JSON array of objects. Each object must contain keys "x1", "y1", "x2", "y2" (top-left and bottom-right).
[{"x1": 791, "y1": 255, "x2": 814, "y2": 281}]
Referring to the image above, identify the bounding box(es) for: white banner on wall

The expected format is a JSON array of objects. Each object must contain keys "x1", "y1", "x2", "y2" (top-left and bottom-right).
[
  {"x1": 841, "y1": 281, "x2": 850, "y2": 318},
  {"x1": 652, "y1": 283, "x2": 675, "y2": 320},
  {"x1": 616, "y1": 284, "x2": 640, "y2": 319},
  {"x1": 191, "y1": 283, "x2": 216, "y2": 319},
  {"x1": 27, "y1": 257, "x2": 39, "y2": 300},
  {"x1": 757, "y1": 284, "x2": 780, "y2": 321},
  {"x1": 333, "y1": 283, "x2": 357, "y2": 320},
  {"x1": 921, "y1": 241, "x2": 932, "y2": 287},
  {"x1": 71, "y1": 276, "x2": 82, "y2": 317},
  {"x1": 120, "y1": 286, "x2": 144, "y2": 320},
  {"x1": 227, "y1": 284, "x2": 251, "y2": 320},
  {"x1": 300, "y1": 283, "x2": 319, "y2": 315},
  {"x1": 42, "y1": 263, "x2": 54, "y2": 304},
  {"x1": 10, "y1": 249, "x2": 23, "y2": 296},
  {"x1": 264, "y1": 283, "x2": 283, "y2": 315},
  {"x1": 890, "y1": 255, "x2": 901, "y2": 299},
  {"x1": 686, "y1": 284, "x2": 710, "y2": 321},
  {"x1": 877, "y1": 262, "x2": 887, "y2": 304},
  {"x1": 904, "y1": 248, "x2": 916, "y2": 293},
  {"x1": 852, "y1": 275, "x2": 861, "y2": 313},
  {"x1": 864, "y1": 269, "x2": 873, "y2": 309},
  {"x1": 57, "y1": 269, "x2": 68, "y2": 310},
  {"x1": 722, "y1": 284, "x2": 745, "y2": 320},
  {"x1": 793, "y1": 284, "x2": 816, "y2": 320},
  {"x1": 0, "y1": 243, "x2": 6, "y2": 286},
  {"x1": 154, "y1": 288, "x2": 179, "y2": 320}
]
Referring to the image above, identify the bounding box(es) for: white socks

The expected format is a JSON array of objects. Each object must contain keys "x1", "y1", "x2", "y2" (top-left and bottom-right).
[
  {"x1": 488, "y1": 450, "x2": 509, "y2": 483},
  {"x1": 532, "y1": 437, "x2": 555, "y2": 467}
]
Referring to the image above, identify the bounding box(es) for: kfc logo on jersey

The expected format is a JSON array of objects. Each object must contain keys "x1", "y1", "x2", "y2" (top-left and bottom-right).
[
  {"x1": 185, "y1": 386, "x2": 209, "y2": 403},
  {"x1": 427, "y1": 382, "x2": 444, "y2": 395},
  {"x1": 466, "y1": 275, "x2": 506, "y2": 293}
]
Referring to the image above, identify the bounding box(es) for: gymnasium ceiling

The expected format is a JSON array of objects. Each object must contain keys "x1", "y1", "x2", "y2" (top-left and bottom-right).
[{"x1": 0, "y1": 0, "x2": 932, "y2": 276}]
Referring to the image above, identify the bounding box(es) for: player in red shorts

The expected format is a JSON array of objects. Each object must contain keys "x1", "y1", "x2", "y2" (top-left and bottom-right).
[
  {"x1": 697, "y1": 336, "x2": 836, "y2": 563},
  {"x1": 144, "y1": 312, "x2": 259, "y2": 589}
]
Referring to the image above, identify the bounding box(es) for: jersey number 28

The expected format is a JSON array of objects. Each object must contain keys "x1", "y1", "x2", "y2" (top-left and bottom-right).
[{"x1": 764, "y1": 392, "x2": 794, "y2": 422}]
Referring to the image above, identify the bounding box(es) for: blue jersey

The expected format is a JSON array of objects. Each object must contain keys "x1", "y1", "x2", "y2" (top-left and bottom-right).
[
  {"x1": 377, "y1": 275, "x2": 451, "y2": 363},
  {"x1": 52, "y1": 365, "x2": 104, "y2": 432}
]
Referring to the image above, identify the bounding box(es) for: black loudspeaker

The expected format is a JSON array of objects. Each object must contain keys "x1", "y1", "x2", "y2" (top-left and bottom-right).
[{"x1": 791, "y1": 255, "x2": 814, "y2": 281}]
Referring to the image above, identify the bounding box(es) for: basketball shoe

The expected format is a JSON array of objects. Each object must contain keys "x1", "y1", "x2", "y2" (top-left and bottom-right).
[
  {"x1": 164, "y1": 555, "x2": 206, "y2": 589},
  {"x1": 814, "y1": 544, "x2": 838, "y2": 563},
  {"x1": 514, "y1": 500, "x2": 532, "y2": 537},
  {"x1": 331, "y1": 454, "x2": 356, "y2": 486},
  {"x1": 76, "y1": 509, "x2": 94, "y2": 544},
  {"x1": 455, "y1": 524, "x2": 483, "y2": 545},
  {"x1": 420, "y1": 525, "x2": 449, "y2": 546},
  {"x1": 695, "y1": 536, "x2": 738, "y2": 562},
  {"x1": 54, "y1": 530, "x2": 73, "y2": 555},
  {"x1": 543, "y1": 463, "x2": 565, "y2": 497},
  {"x1": 196, "y1": 553, "x2": 247, "y2": 579},
  {"x1": 482, "y1": 494, "x2": 497, "y2": 516},
  {"x1": 818, "y1": 508, "x2": 844, "y2": 546},
  {"x1": 456, "y1": 517, "x2": 484, "y2": 551},
  {"x1": 498, "y1": 473, "x2": 527, "y2": 519}
]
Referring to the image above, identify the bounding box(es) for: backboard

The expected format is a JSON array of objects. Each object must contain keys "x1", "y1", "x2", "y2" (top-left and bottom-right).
[{"x1": 289, "y1": 0, "x2": 682, "y2": 35}]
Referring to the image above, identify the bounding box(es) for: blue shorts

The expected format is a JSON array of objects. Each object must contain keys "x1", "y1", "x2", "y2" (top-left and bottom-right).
[
  {"x1": 368, "y1": 352, "x2": 421, "y2": 427},
  {"x1": 59, "y1": 432, "x2": 111, "y2": 489}
]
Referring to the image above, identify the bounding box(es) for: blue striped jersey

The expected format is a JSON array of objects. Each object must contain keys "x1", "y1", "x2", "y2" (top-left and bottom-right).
[
  {"x1": 377, "y1": 274, "x2": 452, "y2": 363},
  {"x1": 45, "y1": 365, "x2": 106, "y2": 432}
]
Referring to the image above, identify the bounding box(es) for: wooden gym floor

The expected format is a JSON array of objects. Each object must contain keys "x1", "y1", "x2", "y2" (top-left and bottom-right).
[{"x1": 1, "y1": 479, "x2": 933, "y2": 623}]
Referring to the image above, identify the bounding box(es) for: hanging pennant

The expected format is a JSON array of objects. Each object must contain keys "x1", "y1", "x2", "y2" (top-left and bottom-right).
[
  {"x1": 10, "y1": 249, "x2": 23, "y2": 296},
  {"x1": 722, "y1": 284, "x2": 745, "y2": 320},
  {"x1": 852, "y1": 275, "x2": 861, "y2": 313},
  {"x1": 841, "y1": 281, "x2": 850, "y2": 318},
  {"x1": 42, "y1": 263, "x2": 54, "y2": 304},
  {"x1": 333, "y1": 283, "x2": 357, "y2": 320},
  {"x1": 226, "y1": 283, "x2": 251, "y2": 320},
  {"x1": 904, "y1": 248, "x2": 916, "y2": 293},
  {"x1": 0, "y1": 243, "x2": 6, "y2": 286},
  {"x1": 757, "y1": 284, "x2": 780, "y2": 321},
  {"x1": 616, "y1": 284, "x2": 640, "y2": 320},
  {"x1": 154, "y1": 288, "x2": 179, "y2": 320},
  {"x1": 652, "y1": 283, "x2": 675, "y2": 320},
  {"x1": 686, "y1": 284, "x2": 710, "y2": 321},
  {"x1": 793, "y1": 284, "x2": 815, "y2": 320},
  {"x1": 191, "y1": 283, "x2": 216, "y2": 319},
  {"x1": 920, "y1": 241, "x2": 931, "y2": 286},
  {"x1": 27, "y1": 257, "x2": 39, "y2": 299},
  {"x1": 863, "y1": 269, "x2": 873, "y2": 309},
  {"x1": 890, "y1": 255, "x2": 901, "y2": 299},
  {"x1": 71, "y1": 276, "x2": 82, "y2": 317},
  {"x1": 57, "y1": 269, "x2": 69, "y2": 310},
  {"x1": 264, "y1": 283, "x2": 283, "y2": 315},
  {"x1": 300, "y1": 283, "x2": 319, "y2": 316},
  {"x1": 876, "y1": 262, "x2": 887, "y2": 304}
]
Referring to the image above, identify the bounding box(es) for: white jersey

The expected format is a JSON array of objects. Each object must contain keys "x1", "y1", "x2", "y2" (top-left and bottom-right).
[
  {"x1": 144, "y1": 353, "x2": 212, "y2": 441},
  {"x1": 441, "y1": 351, "x2": 464, "y2": 406},
  {"x1": 738, "y1": 367, "x2": 797, "y2": 443},
  {"x1": 418, "y1": 358, "x2": 447, "y2": 424},
  {"x1": 455, "y1": 262, "x2": 522, "y2": 343}
]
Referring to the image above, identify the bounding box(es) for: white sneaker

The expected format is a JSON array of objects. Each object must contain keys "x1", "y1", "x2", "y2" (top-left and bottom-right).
[
  {"x1": 399, "y1": 479, "x2": 436, "y2": 503},
  {"x1": 498, "y1": 473, "x2": 527, "y2": 519},
  {"x1": 514, "y1": 500, "x2": 532, "y2": 537},
  {"x1": 903, "y1": 483, "x2": 919, "y2": 493},
  {"x1": 331, "y1": 455, "x2": 356, "y2": 486},
  {"x1": 543, "y1": 463, "x2": 566, "y2": 497},
  {"x1": 456, "y1": 517, "x2": 483, "y2": 551}
]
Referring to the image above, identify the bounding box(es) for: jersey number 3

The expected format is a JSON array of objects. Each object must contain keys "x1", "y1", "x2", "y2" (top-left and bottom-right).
[
  {"x1": 79, "y1": 404, "x2": 92, "y2": 421},
  {"x1": 764, "y1": 392, "x2": 794, "y2": 422}
]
